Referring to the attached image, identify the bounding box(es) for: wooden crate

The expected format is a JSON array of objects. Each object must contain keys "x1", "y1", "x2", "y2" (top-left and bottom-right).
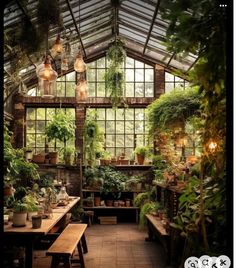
[{"x1": 98, "y1": 216, "x2": 117, "y2": 225}]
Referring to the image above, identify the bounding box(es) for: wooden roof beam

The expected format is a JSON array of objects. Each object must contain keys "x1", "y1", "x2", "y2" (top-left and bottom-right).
[
  {"x1": 143, "y1": 0, "x2": 161, "y2": 54},
  {"x1": 66, "y1": 0, "x2": 87, "y2": 58}
]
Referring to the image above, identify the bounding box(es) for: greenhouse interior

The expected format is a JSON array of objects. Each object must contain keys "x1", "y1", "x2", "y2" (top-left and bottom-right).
[{"x1": 3, "y1": 1, "x2": 232, "y2": 268}]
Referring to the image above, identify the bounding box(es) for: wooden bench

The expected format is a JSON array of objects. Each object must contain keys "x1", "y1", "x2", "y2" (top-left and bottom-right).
[
  {"x1": 46, "y1": 223, "x2": 88, "y2": 268},
  {"x1": 145, "y1": 214, "x2": 170, "y2": 264}
]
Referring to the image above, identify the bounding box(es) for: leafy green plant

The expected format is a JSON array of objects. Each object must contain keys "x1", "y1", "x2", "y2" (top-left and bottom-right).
[
  {"x1": 147, "y1": 87, "x2": 201, "y2": 134},
  {"x1": 84, "y1": 110, "x2": 105, "y2": 167},
  {"x1": 139, "y1": 201, "x2": 160, "y2": 228},
  {"x1": 105, "y1": 39, "x2": 127, "y2": 109},
  {"x1": 134, "y1": 146, "x2": 149, "y2": 157},
  {"x1": 23, "y1": 194, "x2": 39, "y2": 212},
  {"x1": 13, "y1": 201, "x2": 29, "y2": 213},
  {"x1": 63, "y1": 146, "x2": 75, "y2": 165},
  {"x1": 133, "y1": 192, "x2": 150, "y2": 207},
  {"x1": 45, "y1": 110, "x2": 76, "y2": 143}
]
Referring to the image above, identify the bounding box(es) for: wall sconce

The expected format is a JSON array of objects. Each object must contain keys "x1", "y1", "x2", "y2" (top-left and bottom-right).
[{"x1": 74, "y1": 51, "x2": 86, "y2": 73}]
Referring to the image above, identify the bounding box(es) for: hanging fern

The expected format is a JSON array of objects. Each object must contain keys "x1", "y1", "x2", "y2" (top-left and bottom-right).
[{"x1": 105, "y1": 39, "x2": 127, "y2": 109}]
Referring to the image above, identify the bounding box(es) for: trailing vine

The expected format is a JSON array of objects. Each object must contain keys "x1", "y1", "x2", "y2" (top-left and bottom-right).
[{"x1": 105, "y1": 39, "x2": 127, "y2": 109}]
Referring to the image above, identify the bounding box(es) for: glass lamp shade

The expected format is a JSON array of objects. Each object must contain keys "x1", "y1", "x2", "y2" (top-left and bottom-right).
[
  {"x1": 76, "y1": 79, "x2": 88, "y2": 101},
  {"x1": 74, "y1": 53, "x2": 86, "y2": 73},
  {"x1": 38, "y1": 78, "x2": 56, "y2": 98},
  {"x1": 51, "y1": 34, "x2": 64, "y2": 54},
  {"x1": 61, "y1": 57, "x2": 69, "y2": 71},
  {"x1": 38, "y1": 59, "x2": 58, "y2": 82}
]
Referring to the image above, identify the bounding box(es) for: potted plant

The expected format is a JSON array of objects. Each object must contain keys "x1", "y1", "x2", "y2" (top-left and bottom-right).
[
  {"x1": 100, "y1": 150, "x2": 111, "y2": 166},
  {"x1": 135, "y1": 146, "x2": 148, "y2": 165},
  {"x1": 45, "y1": 110, "x2": 76, "y2": 164},
  {"x1": 23, "y1": 194, "x2": 39, "y2": 221},
  {"x1": 63, "y1": 147, "x2": 75, "y2": 165},
  {"x1": 12, "y1": 201, "x2": 29, "y2": 227}
]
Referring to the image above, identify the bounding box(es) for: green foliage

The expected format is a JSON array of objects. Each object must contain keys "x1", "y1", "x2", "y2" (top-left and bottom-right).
[
  {"x1": 105, "y1": 39, "x2": 127, "y2": 109},
  {"x1": 147, "y1": 87, "x2": 201, "y2": 134},
  {"x1": 134, "y1": 146, "x2": 149, "y2": 157},
  {"x1": 22, "y1": 194, "x2": 39, "y2": 212},
  {"x1": 133, "y1": 192, "x2": 150, "y2": 207},
  {"x1": 13, "y1": 201, "x2": 28, "y2": 213},
  {"x1": 45, "y1": 110, "x2": 76, "y2": 142},
  {"x1": 139, "y1": 202, "x2": 160, "y2": 228},
  {"x1": 4, "y1": 123, "x2": 39, "y2": 187},
  {"x1": 84, "y1": 110, "x2": 105, "y2": 167}
]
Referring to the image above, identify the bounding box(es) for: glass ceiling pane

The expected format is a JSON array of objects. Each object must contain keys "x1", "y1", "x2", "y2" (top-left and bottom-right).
[{"x1": 119, "y1": 27, "x2": 147, "y2": 43}]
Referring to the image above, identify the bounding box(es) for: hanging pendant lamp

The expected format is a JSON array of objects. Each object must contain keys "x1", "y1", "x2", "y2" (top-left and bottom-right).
[
  {"x1": 38, "y1": 55, "x2": 58, "y2": 81},
  {"x1": 51, "y1": 34, "x2": 64, "y2": 54},
  {"x1": 76, "y1": 78, "x2": 88, "y2": 101},
  {"x1": 74, "y1": 51, "x2": 86, "y2": 73}
]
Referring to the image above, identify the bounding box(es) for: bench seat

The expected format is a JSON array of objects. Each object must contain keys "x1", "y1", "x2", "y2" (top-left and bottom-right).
[{"x1": 46, "y1": 223, "x2": 87, "y2": 268}]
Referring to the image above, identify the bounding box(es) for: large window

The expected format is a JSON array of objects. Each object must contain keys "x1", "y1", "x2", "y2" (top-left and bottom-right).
[
  {"x1": 88, "y1": 108, "x2": 149, "y2": 158},
  {"x1": 165, "y1": 72, "x2": 190, "y2": 93},
  {"x1": 26, "y1": 108, "x2": 75, "y2": 155},
  {"x1": 87, "y1": 56, "x2": 154, "y2": 98},
  {"x1": 27, "y1": 72, "x2": 76, "y2": 97}
]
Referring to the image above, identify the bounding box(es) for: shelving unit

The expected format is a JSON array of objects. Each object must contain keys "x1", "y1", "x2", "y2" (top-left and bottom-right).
[{"x1": 82, "y1": 189, "x2": 144, "y2": 223}]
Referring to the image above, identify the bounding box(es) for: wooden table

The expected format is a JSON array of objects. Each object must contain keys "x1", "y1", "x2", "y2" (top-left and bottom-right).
[{"x1": 3, "y1": 196, "x2": 80, "y2": 268}]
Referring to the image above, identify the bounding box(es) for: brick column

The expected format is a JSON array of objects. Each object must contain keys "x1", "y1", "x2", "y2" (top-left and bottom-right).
[
  {"x1": 12, "y1": 94, "x2": 25, "y2": 148},
  {"x1": 154, "y1": 64, "x2": 165, "y2": 97}
]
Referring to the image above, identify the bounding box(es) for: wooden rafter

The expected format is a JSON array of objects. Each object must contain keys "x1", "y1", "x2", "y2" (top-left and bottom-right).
[
  {"x1": 143, "y1": 0, "x2": 161, "y2": 54},
  {"x1": 66, "y1": 0, "x2": 87, "y2": 58}
]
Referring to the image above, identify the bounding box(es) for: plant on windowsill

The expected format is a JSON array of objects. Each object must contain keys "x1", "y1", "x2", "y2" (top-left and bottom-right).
[
  {"x1": 45, "y1": 110, "x2": 76, "y2": 164},
  {"x1": 63, "y1": 146, "x2": 75, "y2": 165},
  {"x1": 134, "y1": 146, "x2": 149, "y2": 165}
]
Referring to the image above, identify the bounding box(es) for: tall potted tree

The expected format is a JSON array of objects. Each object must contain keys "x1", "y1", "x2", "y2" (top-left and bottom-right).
[{"x1": 45, "y1": 110, "x2": 76, "y2": 164}]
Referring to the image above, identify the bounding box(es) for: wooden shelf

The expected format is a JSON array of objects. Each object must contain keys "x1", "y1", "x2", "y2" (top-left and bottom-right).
[
  {"x1": 146, "y1": 214, "x2": 169, "y2": 236},
  {"x1": 82, "y1": 189, "x2": 145, "y2": 193},
  {"x1": 83, "y1": 206, "x2": 139, "y2": 209}
]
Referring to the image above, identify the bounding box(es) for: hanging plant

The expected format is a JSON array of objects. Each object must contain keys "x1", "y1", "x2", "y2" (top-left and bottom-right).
[
  {"x1": 105, "y1": 39, "x2": 127, "y2": 109},
  {"x1": 147, "y1": 87, "x2": 201, "y2": 135},
  {"x1": 37, "y1": 0, "x2": 63, "y2": 36}
]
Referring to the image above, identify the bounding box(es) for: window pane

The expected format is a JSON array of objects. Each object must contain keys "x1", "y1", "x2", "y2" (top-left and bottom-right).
[
  {"x1": 27, "y1": 108, "x2": 36, "y2": 120},
  {"x1": 145, "y1": 83, "x2": 154, "y2": 97},
  {"x1": 165, "y1": 83, "x2": 174, "y2": 93},
  {"x1": 145, "y1": 69, "x2": 153, "y2": 81},
  {"x1": 135, "y1": 109, "x2": 144, "y2": 120},
  {"x1": 106, "y1": 135, "x2": 115, "y2": 147},
  {"x1": 116, "y1": 121, "x2": 124, "y2": 133},
  {"x1": 126, "y1": 57, "x2": 134, "y2": 68},
  {"x1": 135, "y1": 83, "x2": 144, "y2": 97},
  {"x1": 97, "y1": 69, "x2": 105, "y2": 81},
  {"x1": 88, "y1": 82, "x2": 96, "y2": 97},
  {"x1": 97, "y1": 58, "x2": 105, "y2": 68},
  {"x1": 66, "y1": 72, "x2": 75, "y2": 81},
  {"x1": 116, "y1": 109, "x2": 124, "y2": 120},
  {"x1": 125, "y1": 135, "x2": 134, "y2": 147},
  {"x1": 106, "y1": 121, "x2": 115, "y2": 133},
  {"x1": 125, "y1": 121, "x2": 134, "y2": 133},
  {"x1": 135, "y1": 121, "x2": 144, "y2": 133},
  {"x1": 36, "y1": 121, "x2": 45, "y2": 133},
  {"x1": 26, "y1": 134, "x2": 35, "y2": 148},
  {"x1": 135, "y1": 69, "x2": 144, "y2": 82},
  {"x1": 87, "y1": 70, "x2": 96, "y2": 81},
  {"x1": 56, "y1": 82, "x2": 65, "y2": 97},
  {"x1": 97, "y1": 83, "x2": 105, "y2": 97},
  {"x1": 106, "y1": 109, "x2": 115, "y2": 120},
  {"x1": 116, "y1": 135, "x2": 124, "y2": 147},
  {"x1": 165, "y1": 72, "x2": 174, "y2": 81},
  {"x1": 126, "y1": 69, "x2": 134, "y2": 81},
  {"x1": 27, "y1": 121, "x2": 35, "y2": 133},
  {"x1": 125, "y1": 109, "x2": 134, "y2": 120},
  {"x1": 37, "y1": 108, "x2": 45, "y2": 120},
  {"x1": 135, "y1": 60, "x2": 144, "y2": 68},
  {"x1": 66, "y1": 82, "x2": 75, "y2": 97},
  {"x1": 36, "y1": 134, "x2": 45, "y2": 147},
  {"x1": 46, "y1": 108, "x2": 56, "y2": 120},
  {"x1": 97, "y1": 108, "x2": 105, "y2": 120},
  {"x1": 126, "y1": 83, "x2": 134, "y2": 97}
]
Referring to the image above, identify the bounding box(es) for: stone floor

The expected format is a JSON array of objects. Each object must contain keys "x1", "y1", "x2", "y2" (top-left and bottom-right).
[{"x1": 33, "y1": 223, "x2": 167, "y2": 268}]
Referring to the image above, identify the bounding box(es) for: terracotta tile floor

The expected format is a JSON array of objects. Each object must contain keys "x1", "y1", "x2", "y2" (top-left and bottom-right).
[{"x1": 33, "y1": 223, "x2": 166, "y2": 268}]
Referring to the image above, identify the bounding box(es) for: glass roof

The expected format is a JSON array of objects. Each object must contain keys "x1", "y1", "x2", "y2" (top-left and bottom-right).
[{"x1": 4, "y1": 0, "x2": 199, "y2": 99}]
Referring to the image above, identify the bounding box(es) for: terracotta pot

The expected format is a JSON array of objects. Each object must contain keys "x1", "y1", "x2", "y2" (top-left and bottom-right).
[
  {"x1": 136, "y1": 154, "x2": 144, "y2": 165},
  {"x1": 106, "y1": 200, "x2": 113, "y2": 207},
  {"x1": 49, "y1": 151, "x2": 58, "y2": 164},
  {"x1": 94, "y1": 197, "x2": 101, "y2": 207},
  {"x1": 100, "y1": 159, "x2": 110, "y2": 166},
  {"x1": 32, "y1": 154, "x2": 45, "y2": 164},
  {"x1": 4, "y1": 185, "x2": 14, "y2": 197}
]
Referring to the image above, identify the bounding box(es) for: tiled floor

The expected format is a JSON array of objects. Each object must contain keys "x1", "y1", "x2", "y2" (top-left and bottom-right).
[{"x1": 33, "y1": 223, "x2": 167, "y2": 268}]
